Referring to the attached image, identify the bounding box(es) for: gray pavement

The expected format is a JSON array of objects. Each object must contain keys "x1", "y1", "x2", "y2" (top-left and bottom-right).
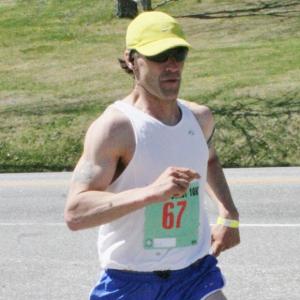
[{"x1": 0, "y1": 167, "x2": 299, "y2": 300}]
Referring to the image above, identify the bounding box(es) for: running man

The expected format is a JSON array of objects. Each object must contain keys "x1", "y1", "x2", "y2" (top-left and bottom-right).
[{"x1": 64, "y1": 11, "x2": 240, "y2": 300}]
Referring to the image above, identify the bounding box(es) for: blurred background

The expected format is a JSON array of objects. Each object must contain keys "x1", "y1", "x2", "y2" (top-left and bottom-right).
[{"x1": 0, "y1": 0, "x2": 299, "y2": 172}]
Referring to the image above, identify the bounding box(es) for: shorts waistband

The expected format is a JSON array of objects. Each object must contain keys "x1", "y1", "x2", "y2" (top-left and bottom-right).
[
  {"x1": 153, "y1": 256, "x2": 206, "y2": 279},
  {"x1": 106, "y1": 255, "x2": 213, "y2": 281}
]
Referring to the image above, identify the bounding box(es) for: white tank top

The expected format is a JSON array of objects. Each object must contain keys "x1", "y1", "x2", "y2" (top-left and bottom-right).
[{"x1": 97, "y1": 100, "x2": 210, "y2": 271}]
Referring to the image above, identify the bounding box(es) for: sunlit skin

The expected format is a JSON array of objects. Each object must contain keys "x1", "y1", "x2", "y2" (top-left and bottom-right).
[
  {"x1": 136, "y1": 55, "x2": 183, "y2": 100},
  {"x1": 124, "y1": 50, "x2": 186, "y2": 125}
]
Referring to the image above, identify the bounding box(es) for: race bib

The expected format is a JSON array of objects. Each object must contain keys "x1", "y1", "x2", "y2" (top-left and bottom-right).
[{"x1": 144, "y1": 181, "x2": 200, "y2": 249}]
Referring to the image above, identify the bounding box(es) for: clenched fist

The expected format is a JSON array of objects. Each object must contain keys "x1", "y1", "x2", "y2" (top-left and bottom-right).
[{"x1": 148, "y1": 166, "x2": 200, "y2": 203}]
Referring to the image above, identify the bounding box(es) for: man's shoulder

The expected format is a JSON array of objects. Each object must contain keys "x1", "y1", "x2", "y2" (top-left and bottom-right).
[
  {"x1": 180, "y1": 100, "x2": 212, "y2": 120},
  {"x1": 84, "y1": 103, "x2": 134, "y2": 153},
  {"x1": 90, "y1": 104, "x2": 132, "y2": 136},
  {"x1": 180, "y1": 100, "x2": 214, "y2": 132}
]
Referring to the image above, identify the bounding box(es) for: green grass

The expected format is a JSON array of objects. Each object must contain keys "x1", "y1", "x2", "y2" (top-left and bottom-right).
[{"x1": 0, "y1": 0, "x2": 299, "y2": 172}]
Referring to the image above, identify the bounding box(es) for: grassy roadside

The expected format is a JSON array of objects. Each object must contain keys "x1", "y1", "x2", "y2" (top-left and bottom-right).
[{"x1": 0, "y1": 0, "x2": 299, "y2": 172}]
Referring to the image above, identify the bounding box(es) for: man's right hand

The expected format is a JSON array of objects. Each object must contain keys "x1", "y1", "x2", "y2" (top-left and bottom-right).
[{"x1": 148, "y1": 167, "x2": 200, "y2": 203}]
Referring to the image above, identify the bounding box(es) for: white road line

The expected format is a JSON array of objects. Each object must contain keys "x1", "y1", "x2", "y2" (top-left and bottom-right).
[
  {"x1": 240, "y1": 224, "x2": 300, "y2": 227},
  {"x1": 0, "y1": 222, "x2": 66, "y2": 226},
  {"x1": 0, "y1": 180, "x2": 69, "y2": 187},
  {"x1": 0, "y1": 223, "x2": 300, "y2": 227},
  {"x1": 227, "y1": 177, "x2": 300, "y2": 185},
  {"x1": 228, "y1": 178, "x2": 300, "y2": 185}
]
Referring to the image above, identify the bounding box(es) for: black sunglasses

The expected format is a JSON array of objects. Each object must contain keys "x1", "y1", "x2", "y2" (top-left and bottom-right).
[{"x1": 145, "y1": 47, "x2": 188, "y2": 63}]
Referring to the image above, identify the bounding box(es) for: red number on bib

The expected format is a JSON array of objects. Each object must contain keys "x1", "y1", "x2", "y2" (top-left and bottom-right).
[
  {"x1": 176, "y1": 200, "x2": 187, "y2": 228},
  {"x1": 162, "y1": 202, "x2": 174, "y2": 229},
  {"x1": 162, "y1": 200, "x2": 187, "y2": 229}
]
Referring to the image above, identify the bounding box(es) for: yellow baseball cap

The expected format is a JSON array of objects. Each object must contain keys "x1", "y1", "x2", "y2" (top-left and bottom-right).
[{"x1": 126, "y1": 11, "x2": 191, "y2": 56}]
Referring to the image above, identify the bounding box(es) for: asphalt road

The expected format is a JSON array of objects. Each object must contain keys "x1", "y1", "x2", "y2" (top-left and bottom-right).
[{"x1": 0, "y1": 167, "x2": 299, "y2": 300}]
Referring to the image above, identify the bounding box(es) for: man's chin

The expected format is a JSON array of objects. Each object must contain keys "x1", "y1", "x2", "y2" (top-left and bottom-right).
[
  {"x1": 161, "y1": 88, "x2": 180, "y2": 100},
  {"x1": 159, "y1": 83, "x2": 180, "y2": 97}
]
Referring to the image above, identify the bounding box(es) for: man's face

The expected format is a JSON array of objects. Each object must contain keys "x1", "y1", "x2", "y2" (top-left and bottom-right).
[{"x1": 133, "y1": 47, "x2": 187, "y2": 101}]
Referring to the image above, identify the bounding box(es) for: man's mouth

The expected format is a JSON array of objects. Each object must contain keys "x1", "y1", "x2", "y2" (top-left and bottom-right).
[{"x1": 161, "y1": 77, "x2": 180, "y2": 83}]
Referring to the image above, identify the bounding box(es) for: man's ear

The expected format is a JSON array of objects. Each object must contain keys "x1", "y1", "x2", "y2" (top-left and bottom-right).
[{"x1": 124, "y1": 50, "x2": 134, "y2": 70}]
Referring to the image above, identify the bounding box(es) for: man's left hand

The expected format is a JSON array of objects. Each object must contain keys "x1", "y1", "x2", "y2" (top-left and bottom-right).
[{"x1": 211, "y1": 224, "x2": 240, "y2": 257}]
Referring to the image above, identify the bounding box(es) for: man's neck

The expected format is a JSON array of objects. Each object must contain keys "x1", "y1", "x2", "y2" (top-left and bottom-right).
[{"x1": 124, "y1": 90, "x2": 182, "y2": 126}]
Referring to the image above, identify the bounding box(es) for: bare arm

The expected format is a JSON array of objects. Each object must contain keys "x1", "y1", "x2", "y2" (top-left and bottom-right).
[
  {"x1": 185, "y1": 101, "x2": 240, "y2": 256},
  {"x1": 64, "y1": 106, "x2": 199, "y2": 231},
  {"x1": 206, "y1": 147, "x2": 239, "y2": 220},
  {"x1": 207, "y1": 147, "x2": 240, "y2": 257}
]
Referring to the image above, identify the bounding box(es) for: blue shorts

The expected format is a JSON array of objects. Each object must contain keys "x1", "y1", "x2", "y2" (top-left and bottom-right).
[{"x1": 89, "y1": 255, "x2": 225, "y2": 300}]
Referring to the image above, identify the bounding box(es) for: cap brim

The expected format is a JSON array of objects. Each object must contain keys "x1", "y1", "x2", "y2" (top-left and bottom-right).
[{"x1": 135, "y1": 37, "x2": 191, "y2": 56}]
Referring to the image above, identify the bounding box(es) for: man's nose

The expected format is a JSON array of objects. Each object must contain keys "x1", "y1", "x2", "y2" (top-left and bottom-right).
[{"x1": 165, "y1": 57, "x2": 180, "y2": 71}]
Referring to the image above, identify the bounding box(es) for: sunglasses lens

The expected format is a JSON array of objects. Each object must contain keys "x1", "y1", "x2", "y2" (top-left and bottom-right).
[
  {"x1": 174, "y1": 48, "x2": 188, "y2": 62},
  {"x1": 147, "y1": 52, "x2": 169, "y2": 63},
  {"x1": 147, "y1": 47, "x2": 188, "y2": 63}
]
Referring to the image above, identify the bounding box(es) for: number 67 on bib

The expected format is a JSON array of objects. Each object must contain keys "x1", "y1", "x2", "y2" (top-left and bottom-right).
[{"x1": 144, "y1": 181, "x2": 200, "y2": 249}]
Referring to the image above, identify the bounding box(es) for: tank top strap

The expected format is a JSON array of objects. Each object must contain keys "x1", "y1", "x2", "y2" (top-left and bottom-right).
[
  {"x1": 112, "y1": 100, "x2": 156, "y2": 122},
  {"x1": 112, "y1": 99, "x2": 192, "y2": 127}
]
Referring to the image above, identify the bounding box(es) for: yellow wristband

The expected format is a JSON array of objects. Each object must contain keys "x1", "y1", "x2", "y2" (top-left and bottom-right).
[{"x1": 217, "y1": 217, "x2": 239, "y2": 228}]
